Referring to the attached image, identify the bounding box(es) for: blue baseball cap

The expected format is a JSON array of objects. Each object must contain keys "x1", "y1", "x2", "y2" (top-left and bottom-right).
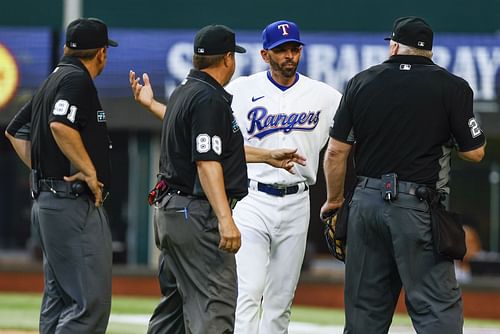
[{"x1": 262, "y1": 20, "x2": 304, "y2": 50}]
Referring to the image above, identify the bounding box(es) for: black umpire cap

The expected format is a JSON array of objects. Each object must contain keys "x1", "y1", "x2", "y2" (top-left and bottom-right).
[
  {"x1": 385, "y1": 16, "x2": 433, "y2": 50},
  {"x1": 66, "y1": 18, "x2": 118, "y2": 50},
  {"x1": 194, "y1": 24, "x2": 246, "y2": 55}
]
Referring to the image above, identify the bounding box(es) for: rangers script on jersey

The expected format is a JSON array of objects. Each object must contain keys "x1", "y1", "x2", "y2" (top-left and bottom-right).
[{"x1": 226, "y1": 71, "x2": 342, "y2": 186}]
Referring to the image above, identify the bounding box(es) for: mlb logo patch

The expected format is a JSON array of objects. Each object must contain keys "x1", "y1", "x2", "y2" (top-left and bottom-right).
[
  {"x1": 97, "y1": 110, "x2": 106, "y2": 122},
  {"x1": 231, "y1": 118, "x2": 240, "y2": 133}
]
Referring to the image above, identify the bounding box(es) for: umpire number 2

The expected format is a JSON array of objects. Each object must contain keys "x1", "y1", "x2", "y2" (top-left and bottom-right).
[
  {"x1": 468, "y1": 118, "x2": 481, "y2": 138},
  {"x1": 196, "y1": 134, "x2": 222, "y2": 155}
]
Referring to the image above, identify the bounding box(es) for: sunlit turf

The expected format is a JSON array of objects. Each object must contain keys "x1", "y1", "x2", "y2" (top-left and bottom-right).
[{"x1": 0, "y1": 292, "x2": 499, "y2": 333}]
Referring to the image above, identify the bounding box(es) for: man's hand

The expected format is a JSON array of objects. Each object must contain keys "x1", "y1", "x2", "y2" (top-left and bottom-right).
[
  {"x1": 50, "y1": 122, "x2": 103, "y2": 207},
  {"x1": 320, "y1": 199, "x2": 344, "y2": 221},
  {"x1": 129, "y1": 70, "x2": 154, "y2": 109},
  {"x1": 196, "y1": 160, "x2": 240, "y2": 253},
  {"x1": 64, "y1": 171, "x2": 104, "y2": 207},
  {"x1": 267, "y1": 148, "x2": 307, "y2": 174},
  {"x1": 129, "y1": 70, "x2": 167, "y2": 120},
  {"x1": 218, "y1": 217, "x2": 241, "y2": 253}
]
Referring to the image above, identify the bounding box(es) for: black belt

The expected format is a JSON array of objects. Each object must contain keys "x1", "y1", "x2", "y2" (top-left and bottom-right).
[
  {"x1": 38, "y1": 179, "x2": 91, "y2": 198},
  {"x1": 168, "y1": 189, "x2": 239, "y2": 209},
  {"x1": 251, "y1": 180, "x2": 308, "y2": 197},
  {"x1": 358, "y1": 176, "x2": 430, "y2": 196},
  {"x1": 167, "y1": 189, "x2": 193, "y2": 197}
]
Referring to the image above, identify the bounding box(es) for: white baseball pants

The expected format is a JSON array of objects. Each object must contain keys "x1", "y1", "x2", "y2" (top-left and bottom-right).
[{"x1": 233, "y1": 187, "x2": 310, "y2": 334}]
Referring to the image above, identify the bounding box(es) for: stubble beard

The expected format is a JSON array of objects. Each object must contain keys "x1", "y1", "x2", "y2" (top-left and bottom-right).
[{"x1": 269, "y1": 57, "x2": 298, "y2": 79}]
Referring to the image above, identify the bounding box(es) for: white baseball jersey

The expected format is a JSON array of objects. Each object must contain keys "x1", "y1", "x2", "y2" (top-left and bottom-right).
[{"x1": 226, "y1": 71, "x2": 342, "y2": 186}]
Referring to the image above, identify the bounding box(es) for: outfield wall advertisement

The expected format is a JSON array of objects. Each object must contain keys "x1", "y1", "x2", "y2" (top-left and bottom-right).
[
  {"x1": 0, "y1": 28, "x2": 52, "y2": 109},
  {"x1": 1, "y1": 28, "x2": 499, "y2": 105},
  {"x1": 105, "y1": 30, "x2": 500, "y2": 103}
]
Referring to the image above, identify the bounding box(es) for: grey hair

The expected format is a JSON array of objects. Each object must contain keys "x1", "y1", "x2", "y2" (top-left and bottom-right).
[{"x1": 396, "y1": 42, "x2": 433, "y2": 58}]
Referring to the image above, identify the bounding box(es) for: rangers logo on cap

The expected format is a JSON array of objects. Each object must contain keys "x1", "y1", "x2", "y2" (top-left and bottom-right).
[{"x1": 262, "y1": 20, "x2": 304, "y2": 50}]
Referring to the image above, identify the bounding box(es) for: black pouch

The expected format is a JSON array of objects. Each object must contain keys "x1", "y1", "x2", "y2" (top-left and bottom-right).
[
  {"x1": 71, "y1": 181, "x2": 87, "y2": 195},
  {"x1": 428, "y1": 191, "x2": 466, "y2": 260},
  {"x1": 431, "y1": 205, "x2": 466, "y2": 260}
]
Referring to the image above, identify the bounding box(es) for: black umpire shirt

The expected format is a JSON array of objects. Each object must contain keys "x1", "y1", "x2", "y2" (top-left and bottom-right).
[
  {"x1": 331, "y1": 55, "x2": 486, "y2": 188},
  {"x1": 159, "y1": 69, "x2": 248, "y2": 200},
  {"x1": 6, "y1": 56, "x2": 111, "y2": 187}
]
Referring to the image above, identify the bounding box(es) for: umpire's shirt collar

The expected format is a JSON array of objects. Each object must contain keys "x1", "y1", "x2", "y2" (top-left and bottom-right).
[
  {"x1": 187, "y1": 69, "x2": 233, "y2": 104},
  {"x1": 385, "y1": 55, "x2": 434, "y2": 65},
  {"x1": 59, "y1": 56, "x2": 92, "y2": 78}
]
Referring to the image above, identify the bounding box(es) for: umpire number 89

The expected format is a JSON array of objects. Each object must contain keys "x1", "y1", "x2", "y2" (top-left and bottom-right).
[{"x1": 196, "y1": 134, "x2": 222, "y2": 155}]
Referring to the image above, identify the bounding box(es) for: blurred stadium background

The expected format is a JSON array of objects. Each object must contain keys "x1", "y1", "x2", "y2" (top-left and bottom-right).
[{"x1": 1, "y1": 0, "x2": 500, "y2": 331}]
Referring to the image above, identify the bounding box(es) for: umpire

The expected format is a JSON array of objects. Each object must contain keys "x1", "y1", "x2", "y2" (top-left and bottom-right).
[
  {"x1": 149, "y1": 24, "x2": 247, "y2": 333},
  {"x1": 5, "y1": 18, "x2": 117, "y2": 333},
  {"x1": 321, "y1": 17, "x2": 486, "y2": 334}
]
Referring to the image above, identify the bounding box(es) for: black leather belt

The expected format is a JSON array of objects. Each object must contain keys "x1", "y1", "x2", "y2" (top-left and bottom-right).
[
  {"x1": 251, "y1": 180, "x2": 309, "y2": 197},
  {"x1": 358, "y1": 176, "x2": 431, "y2": 196},
  {"x1": 38, "y1": 179, "x2": 90, "y2": 197},
  {"x1": 169, "y1": 189, "x2": 239, "y2": 209},
  {"x1": 168, "y1": 189, "x2": 193, "y2": 197}
]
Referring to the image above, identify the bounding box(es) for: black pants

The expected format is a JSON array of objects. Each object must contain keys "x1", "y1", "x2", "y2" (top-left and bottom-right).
[
  {"x1": 148, "y1": 193, "x2": 237, "y2": 334},
  {"x1": 33, "y1": 192, "x2": 112, "y2": 334},
  {"x1": 344, "y1": 179, "x2": 463, "y2": 334}
]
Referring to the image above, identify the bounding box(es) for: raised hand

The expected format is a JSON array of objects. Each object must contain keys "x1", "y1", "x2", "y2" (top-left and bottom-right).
[{"x1": 129, "y1": 70, "x2": 155, "y2": 109}]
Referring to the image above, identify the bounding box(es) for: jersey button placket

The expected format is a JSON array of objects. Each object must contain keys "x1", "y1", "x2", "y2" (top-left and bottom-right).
[
  {"x1": 280, "y1": 97, "x2": 287, "y2": 143},
  {"x1": 277, "y1": 96, "x2": 287, "y2": 183}
]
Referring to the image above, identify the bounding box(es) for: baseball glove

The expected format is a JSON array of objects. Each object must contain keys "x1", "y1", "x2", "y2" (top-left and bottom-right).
[{"x1": 322, "y1": 209, "x2": 346, "y2": 262}]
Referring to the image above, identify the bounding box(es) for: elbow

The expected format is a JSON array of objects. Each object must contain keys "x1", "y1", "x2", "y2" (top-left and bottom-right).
[
  {"x1": 470, "y1": 149, "x2": 485, "y2": 162},
  {"x1": 325, "y1": 140, "x2": 351, "y2": 160},
  {"x1": 49, "y1": 121, "x2": 63, "y2": 133},
  {"x1": 49, "y1": 121, "x2": 72, "y2": 138},
  {"x1": 4, "y1": 130, "x2": 13, "y2": 143},
  {"x1": 459, "y1": 146, "x2": 485, "y2": 163}
]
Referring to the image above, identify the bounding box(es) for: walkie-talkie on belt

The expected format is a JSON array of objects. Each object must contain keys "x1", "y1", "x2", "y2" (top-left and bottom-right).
[{"x1": 381, "y1": 173, "x2": 398, "y2": 201}]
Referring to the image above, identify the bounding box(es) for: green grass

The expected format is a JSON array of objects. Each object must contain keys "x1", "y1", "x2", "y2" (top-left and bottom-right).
[
  {"x1": 110, "y1": 295, "x2": 159, "y2": 314},
  {"x1": 0, "y1": 292, "x2": 499, "y2": 333},
  {"x1": 0, "y1": 293, "x2": 42, "y2": 331}
]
